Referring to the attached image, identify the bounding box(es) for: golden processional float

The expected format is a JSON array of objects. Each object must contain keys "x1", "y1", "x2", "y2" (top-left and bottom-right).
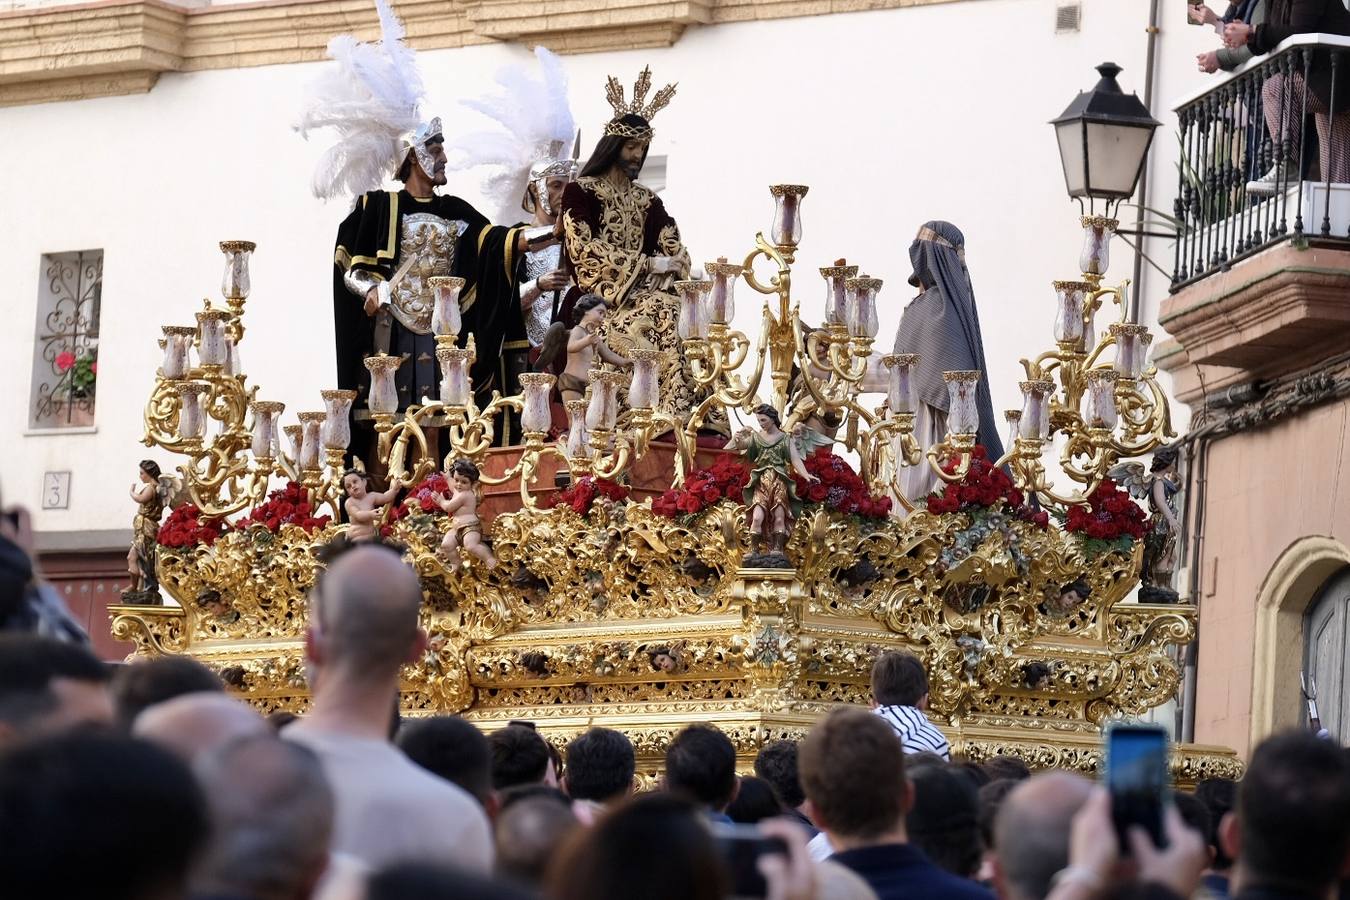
[{"x1": 109, "y1": 181, "x2": 1240, "y2": 784}]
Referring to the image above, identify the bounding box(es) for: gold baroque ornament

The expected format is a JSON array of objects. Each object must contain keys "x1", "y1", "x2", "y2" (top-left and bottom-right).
[
  {"x1": 113, "y1": 499, "x2": 1238, "y2": 785},
  {"x1": 119, "y1": 205, "x2": 1223, "y2": 784}
]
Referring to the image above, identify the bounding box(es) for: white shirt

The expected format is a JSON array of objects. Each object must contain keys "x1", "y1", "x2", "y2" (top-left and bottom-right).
[
  {"x1": 873, "y1": 704, "x2": 951, "y2": 760},
  {"x1": 286, "y1": 728, "x2": 494, "y2": 872}
]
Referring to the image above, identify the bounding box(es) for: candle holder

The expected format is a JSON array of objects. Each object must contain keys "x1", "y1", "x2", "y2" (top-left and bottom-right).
[
  {"x1": 626, "y1": 349, "x2": 662, "y2": 411},
  {"x1": 176, "y1": 383, "x2": 209, "y2": 448},
  {"x1": 1084, "y1": 369, "x2": 1120, "y2": 429},
  {"x1": 297, "y1": 412, "x2": 326, "y2": 475},
  {"x1": 283, "y1": 424, "x2": 304, "y2": 461},
  {"x1": 436, "y1": 347, "x2": 473, "y2": 409},
  {"x1": 1079, "y1": 216, "x2": 1117, "y2": 277},
  {"x1": 518, "y1": 373, "x2": 556, "y2": 437},
  {"x1": 196, "y1": 307, "x2": 232, "y2": 369},
  {"x1": 1053, "y1": 281, "x2": 1091, "y2": 346},
  {"x1": 429, "y1": 276, "x2": 466, "y2": 345},
  {"x1": 769, "y1": 184, "x2": 808, "y2": 255},
  {"x1": 943, "y1": 370, "x2": 981, "y2": 436},
  {"x1": 249, "y1": 400, "x2": 284, "y2": 462},
  {"x1": 564, "y1": 399, "x2": 591, "y2": 473},
  {"x1": 1004, "y1": 409, "x2": 1023, "y2": 450},
  {"x1": 881, "y1": 354, "x2": 919, "y2": 415},
  {"x1": 585, "y1": 371, "x2": 624, "y2": 433},
  {"x1": 1110, "y1": 323, "x2": 1150, "y2": 381},
  {"x1": 704, "y1": 259, "x2": 745, "y2": 327},
  {"x1": 321, "y1": 389, "x2": 357, "y2": 451},
  {"x1": 675, "y1": 279, "x2": 711, "y2": 342},
  {"x1": 1018, "y1": 380, "x2": 1055, "y2": 440},
  {"x1": 820, "y1": 261, "x2": 858, "y2": 329},
  {"x1": 161, "y1": 326, "x2": 196, "y2": 379}
]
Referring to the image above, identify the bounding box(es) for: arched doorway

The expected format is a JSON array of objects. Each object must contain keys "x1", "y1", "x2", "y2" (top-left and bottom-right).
[{"x1": 1304, "y1": 568, "x2": 1350, "y2": 741}]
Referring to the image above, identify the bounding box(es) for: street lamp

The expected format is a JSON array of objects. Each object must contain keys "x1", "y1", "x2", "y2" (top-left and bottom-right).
[{"x1": 1051, "y1": 62, "x2": 1160, "y2": 213}]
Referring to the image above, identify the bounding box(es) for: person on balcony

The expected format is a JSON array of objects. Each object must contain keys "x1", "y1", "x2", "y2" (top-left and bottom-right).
[
  {"x1": 1223, "y1": 0, "x2": 1350, "y2": 194},
  {"x1": 1192, "y1": 1, "x2": 1265, "y2": 73}
]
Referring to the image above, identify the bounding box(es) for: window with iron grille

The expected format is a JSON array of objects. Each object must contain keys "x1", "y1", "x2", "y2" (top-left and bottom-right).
[{"x1": 29, "y1": 250, "x2": 102, "y2": 429}]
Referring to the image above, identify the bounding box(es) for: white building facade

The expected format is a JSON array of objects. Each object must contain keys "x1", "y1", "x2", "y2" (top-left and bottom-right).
[{"x1": 0, "y1": 0, "x2": 1223, "y2": 635}]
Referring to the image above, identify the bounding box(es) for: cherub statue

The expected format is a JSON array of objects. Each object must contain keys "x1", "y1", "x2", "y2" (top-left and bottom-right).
[
  {"x1": 1045, "y1": 578, "x2": 1092, "y2": 617},
  {"x1": 342, "y1": 469, "x2": 399, "y2": 543},
  {"x1": 438, "y1": 459, "x2": 498, "y2": 569},
  {"x1": 536, "y1": 293, "x2": 632, "y2": 403},
  {"x1": 125, "y1": 459, "x2": 175, "y2": 603},
  {"x1": 724, "y1": 403, "x2": 818, "y2": 566},
  {"x1": 1110, "y1": 444, "x2": 1182, "y2": 603},
  {"x1": 195, "y1": 588, "x2": 239, "y2": 624},
  {"x1": 647, "y1": 641, "x2": 686, "y2": 675}
]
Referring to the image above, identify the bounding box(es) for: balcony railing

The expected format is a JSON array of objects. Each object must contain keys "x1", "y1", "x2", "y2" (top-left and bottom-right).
[{"x1": 1171, "y1": 33, "x2": 1350, "y2": 290}]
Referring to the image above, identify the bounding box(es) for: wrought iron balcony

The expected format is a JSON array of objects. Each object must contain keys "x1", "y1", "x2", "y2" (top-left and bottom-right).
[{"x1": 1171, "y1": 33, "x2": 1350, "y2": 290}]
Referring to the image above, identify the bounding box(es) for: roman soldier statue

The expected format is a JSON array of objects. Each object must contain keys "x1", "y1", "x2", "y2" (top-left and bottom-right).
[{"x1": 299, "y1": 0, "x2": 556, "y2": 453}]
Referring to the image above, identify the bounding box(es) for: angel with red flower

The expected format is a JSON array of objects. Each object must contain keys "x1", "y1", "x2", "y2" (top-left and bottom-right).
[
  {"x1": 343, "y1": 469, "x2": 400, "y2": 542},
  {"x1": 724, "y1": 404, "x2": 818, "y2": 562}
]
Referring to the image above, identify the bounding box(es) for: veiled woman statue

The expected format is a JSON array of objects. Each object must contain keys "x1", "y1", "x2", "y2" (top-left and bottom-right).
[
  {"x1": 1111, "y1": 444, "x2": 1182, "y2": 603},
  {"x1": 125, "y1": 459, "x2": 169, "y2": 603}
]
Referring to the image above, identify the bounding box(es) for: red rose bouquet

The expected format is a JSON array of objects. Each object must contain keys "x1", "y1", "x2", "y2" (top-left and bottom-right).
[
  {"x1": 157, "y1": 504, "x2": 227, "y2": 548},
  {"x1": 652, "y1": 457, "x2": 751, "y2": 519},
  {"x1": 1060, "y1": 478, "x2": 1147, "y2": 554},
  {"x1": 790, "y1": 448, "x2": 892, "y2": 520},
  {"x1": 925, "y1": 445, "x2": 1049, "y2": 528},
  {"x1": 544, "y1": 476, "x2": 630, "y2": 516},
  {"x1": 386, "y1": 473, "x2": 450, "y2": 526},
  {"x1": 237, "y1": 481, "x2": 330, "y2": 533}
]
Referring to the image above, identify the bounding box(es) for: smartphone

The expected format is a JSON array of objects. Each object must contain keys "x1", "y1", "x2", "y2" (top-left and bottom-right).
[
  {"x1": 711, "y1": 822, "x2": 788, "y2": 899},
  {"x1": 1105, "y1": 723, "x2": 1170, "y2": 853}
]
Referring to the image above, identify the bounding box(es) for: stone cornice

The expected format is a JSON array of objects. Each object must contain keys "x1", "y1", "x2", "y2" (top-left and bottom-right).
[{"x1": 0, "y1": 0, "x2": 969, "y2": 106}]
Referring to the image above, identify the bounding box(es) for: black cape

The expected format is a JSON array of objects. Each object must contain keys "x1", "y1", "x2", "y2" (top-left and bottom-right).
[{"x1": 332, "y1": 189, "x2": 526, "y2": 413}]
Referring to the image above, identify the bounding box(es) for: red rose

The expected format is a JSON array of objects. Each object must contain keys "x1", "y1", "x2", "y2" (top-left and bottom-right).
[
  {"x1": 677, "y1": 493, "x2": 703, "y2": 514},
  {"x1": 806, "y1": 483, "x2": 828, "y2": 502}
]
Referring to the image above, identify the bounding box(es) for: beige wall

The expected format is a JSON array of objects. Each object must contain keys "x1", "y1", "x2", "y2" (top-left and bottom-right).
[{"x1": 1193, "y1": 398, "x2": 1350, "y2": 754}]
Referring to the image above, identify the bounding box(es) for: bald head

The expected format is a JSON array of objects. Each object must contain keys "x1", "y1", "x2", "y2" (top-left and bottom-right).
[
  {"x1": 132, "y1": 693, "x2": 267, "y2": 763},
  {"x1": 993, "y1": 771, "x2": 1092, "y2": 900},
  {"x1": 193, "y1": 734, "x2": 334, "y2": 899},
  {"x1": 312, "y1": 544, "x2": 423, "y2": 676}
]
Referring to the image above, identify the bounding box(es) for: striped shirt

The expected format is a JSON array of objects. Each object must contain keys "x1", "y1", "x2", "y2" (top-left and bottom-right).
[{"x1": 874, "y1": 705, "x2": 950, "y2": 760}]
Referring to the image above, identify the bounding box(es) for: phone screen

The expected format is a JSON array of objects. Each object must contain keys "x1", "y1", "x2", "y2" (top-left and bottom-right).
[
  {"x1": 1106, "y1": 724, "x2": 1170, "y2": 853},
  {"x1": 712, "y1": 823, "x2": 788, "y2": 899}
]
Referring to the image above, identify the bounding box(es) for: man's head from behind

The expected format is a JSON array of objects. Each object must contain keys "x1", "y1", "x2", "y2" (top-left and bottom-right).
[
  {"x1": 1223, "y1": 730, "x2": 1350, "y2": 895},
  {"x1": 397, "y1": 715, "x2": 495, "y2": 809},
  {"x1": 992, "y1": 771, "x2": 1092, "y2": 900},
  {"x1": 871, "y1": 650, "x2": 929, "y2": 709},
  {"x1": 307, "y1": 544, "x2": 426, "y2": 685},
  {"x1": 0, "y1": 730, "x2": 210, "y2": 900},
  {"x1": 192, "y1": 734, "x2": 334, "y2": 900},
  {"x1": 800, "y1": 708, "x2": 910, "y2": 846},
  {"x1": 1194, "y1": 777, "x2": 1237, "y2": 873},
  {"x1": 664, "y1": 724, "x2": 738, "y2": 812},
  {"x1": 754, "y1": 739, "x2": 807, "y2": 811},
  {"x1": 0, "y1": 634, "x2": 111, "y2": 743},
  {"x1": 488, "y1": 723, "x2": 553, "y2": 791},
  {"x1": 132, "y1": 692, "x2": 268, "y2": 763},
  {"x1": 111, "y1": 654, "x2": 223, "y2": 729},
  {"x1": 564, "y1": 727, "x2": 635, "y2": 804}
]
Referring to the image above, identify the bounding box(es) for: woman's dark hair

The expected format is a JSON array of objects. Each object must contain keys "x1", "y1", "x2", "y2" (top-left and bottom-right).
[
  {"x1": 578, "y1": 118, "x2": 650, "y2": 179},
  {"x1": 752, "y1": 404, "x2": 781, "y2": 428},
  {"x1": 905, "y1": 763, "x2": 983, "y2": 879},
  {"x1": 726, "y1": 775, "x2": 783, "y2": 824},
  {"x1": 449, "y1": 459, "x2": 481, "y2": 483},
  {"x1": 572, "y1": 294, "x2": 606, "y2": 325},
  {"x1": 545, "y1": 793, "x2": 729, "y2": 900},
  {"x1": 1151, "y1": 444, "x2": 1180, "y2": 473},
  {"x1": 139, "y1": 459, "x2": 161, "y2": 479}
]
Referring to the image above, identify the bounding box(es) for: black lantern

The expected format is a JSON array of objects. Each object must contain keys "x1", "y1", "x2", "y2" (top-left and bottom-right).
[{"x1": 1051, "y1": 62, "x2": 1160, "y2": 205}]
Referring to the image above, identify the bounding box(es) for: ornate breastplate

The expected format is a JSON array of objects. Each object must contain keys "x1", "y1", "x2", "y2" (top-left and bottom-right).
[
  {"x1": 524, "y1": 243, "x2": 563, "y2": 347},
  {"x1": 392, "y1": 213, "x2": 464, "y2": 334}
]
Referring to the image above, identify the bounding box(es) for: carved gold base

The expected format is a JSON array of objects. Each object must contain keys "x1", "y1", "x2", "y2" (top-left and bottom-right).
[{"x1": 109, "y1": 501, "x2": 1241, "y2": 786}]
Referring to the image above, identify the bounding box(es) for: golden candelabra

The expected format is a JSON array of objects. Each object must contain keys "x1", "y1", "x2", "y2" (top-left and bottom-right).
[{"x1": 116, "y1": 194, "x2": 1230, "y2": 784}]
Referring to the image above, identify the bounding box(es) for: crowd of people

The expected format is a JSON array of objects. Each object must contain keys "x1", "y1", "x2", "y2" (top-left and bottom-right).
[{"x1": 0, "y1": 542, "x2": 1347, "y2": 900}]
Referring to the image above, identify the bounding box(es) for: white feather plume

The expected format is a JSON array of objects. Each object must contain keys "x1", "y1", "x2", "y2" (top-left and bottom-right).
[
  {"x1": 296, "y1": 0, "x2": 426, "y2": 200},
  {"x1": 447, "y1": 46, "x2": 577, "y2": 224}
]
